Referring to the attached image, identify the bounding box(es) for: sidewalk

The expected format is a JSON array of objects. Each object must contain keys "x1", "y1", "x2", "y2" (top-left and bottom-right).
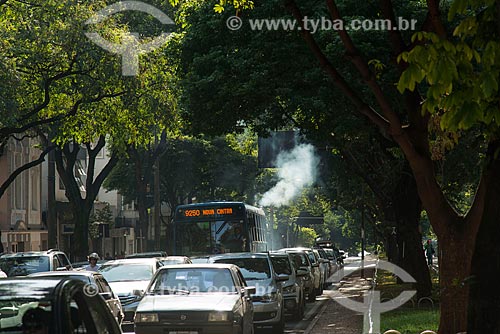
[{"x1": 305, "y1": 261, "x2": 377, "y2": 334}]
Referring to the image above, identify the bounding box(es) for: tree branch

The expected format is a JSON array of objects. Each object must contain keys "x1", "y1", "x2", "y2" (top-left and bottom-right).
[
  {"x1": 0, "y1": 145, "x2": 56, "y2": 199},
  {"x1": 426, "y1": 0, "x2": 447, "y2": 38},
  {"x1": 283, "y1": 0, "x2": 391, "y2": 134}
]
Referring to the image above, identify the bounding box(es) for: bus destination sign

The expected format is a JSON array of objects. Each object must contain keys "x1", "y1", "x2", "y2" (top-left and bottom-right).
[{"x1": 183, "y1": 207, "x2": 234, "y2": 217}]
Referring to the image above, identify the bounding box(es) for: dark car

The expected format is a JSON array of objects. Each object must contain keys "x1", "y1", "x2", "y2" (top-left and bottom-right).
[
  {"x1": 208, "y1": 252, "x2": 287, "y2": 333},
  {"x1": 134, "y1": 264, "x2": 255, "y2": 334},
  {"x1": 28, "y1": 271, "x2": 124, "y2": 325},
  {"x1": 0, "y1": 277, "x2": 122, "y2": 333},
  {"x1": 0, "y1": 249, "x2": 72, "y2": 277}
]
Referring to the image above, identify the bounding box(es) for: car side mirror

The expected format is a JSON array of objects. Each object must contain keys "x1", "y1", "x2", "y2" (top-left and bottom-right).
[
  {"x1": 132, "y1": 289, "x2": 144, "y2": 297},
  {"x1": 56, "y1": 266, "x2": 69, "y2": 271},
  {"x1": 296, "y1": 269, "x2": 308, "y2": 277},
  {"x1": 244, "y1": 286, "x2": 256, "y2": 296},
  {"x1": 276, "y1": 274, "x2": 289, "y2": 282}
]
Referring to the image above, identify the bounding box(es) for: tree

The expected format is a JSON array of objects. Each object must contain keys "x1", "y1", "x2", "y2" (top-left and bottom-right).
[
  {"x1": 176, "y1": 0, "x2": 494, "y2": 332},
  {"x1": 396, "y1": 1, "x2": 500, "y2": 331},
  {"x1": 178, "y1": 0, "x2": 434, "y2": 298},
  {"x1": 0, "y1": 0, "x2": 180, "y2": 259}
]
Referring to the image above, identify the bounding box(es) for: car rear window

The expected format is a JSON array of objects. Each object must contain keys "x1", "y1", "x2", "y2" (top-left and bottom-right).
[
  {"x1": 213, "y1": 258, "x2": 271, "y2": 280},
  {"x1": 0, "y1": 256, "x2": 50, "y2": 276},
  {"x1": 270, "y1": 256, "x2": 292, "y2": 275},
  {"x1": 99, "y1": 264, "x2": 153, "y2": 282}
]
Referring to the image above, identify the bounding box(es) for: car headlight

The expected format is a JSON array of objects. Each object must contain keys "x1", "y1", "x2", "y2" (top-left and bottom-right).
[
  {"x1": 135, "y1": 313, "x2": 159, "y2": 323},
  {"x1": 208, "y1": 311, "x2": 230, "y2": 322},
  {"x1": 261, "y1": 291, "x2": 278, "y2": 302},
  {"x1": 282, "y1": 285, "x2": 295, "y2": 294}
]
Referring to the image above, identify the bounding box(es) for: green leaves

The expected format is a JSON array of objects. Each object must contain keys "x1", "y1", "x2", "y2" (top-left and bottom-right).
[{"x1": 397, "y1": 3, "x2": 500, "y2": 133}]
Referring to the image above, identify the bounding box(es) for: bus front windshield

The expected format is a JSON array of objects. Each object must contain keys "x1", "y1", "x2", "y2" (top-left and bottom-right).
[{"x1": 175, "y1": 221, "x2": 247, "y2": 256}]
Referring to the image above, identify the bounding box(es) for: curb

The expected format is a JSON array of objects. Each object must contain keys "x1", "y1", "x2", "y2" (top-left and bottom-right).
[{"x1": 303, "y1": 297, "x2": 331, "y2": 334}]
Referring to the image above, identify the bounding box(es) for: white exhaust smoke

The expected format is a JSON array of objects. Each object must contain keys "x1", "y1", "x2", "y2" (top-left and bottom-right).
[{"x1": 259, "y1": 143, "x2": 319, "y2": 207}]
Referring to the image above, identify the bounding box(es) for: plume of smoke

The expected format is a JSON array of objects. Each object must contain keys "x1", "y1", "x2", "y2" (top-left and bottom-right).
[{"x1": 260, "y1": 144, "x2": 319, "y2": 207}]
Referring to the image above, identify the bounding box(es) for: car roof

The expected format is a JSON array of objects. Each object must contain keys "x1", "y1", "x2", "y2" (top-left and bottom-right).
[
  {"x1": 0, "y1": 251, "x2": 60, "y2": 258},
  {"x1": 157, "y1": 263, "x2": 238, "y2": 270},
  {"x1": 125, "y1": 251, "x2": 168, "y2": 258},
  {"x1": 27, "y1": 271, "x2": 102, "y2": 278},
  {"x1": 208, "y1": 252, "x2": 269, "y2": 260},
  {"x1": 269, "y1": 251, "x2": 289, "y2": 256},
  {"x1": 0, "y1": 278, "x2": 64, "y2": 299},
  {"x1": 100, "y1": 258, "x2": 159, "y2": 265}
]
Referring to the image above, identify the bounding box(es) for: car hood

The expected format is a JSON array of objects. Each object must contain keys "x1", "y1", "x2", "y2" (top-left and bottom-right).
[
  {"x1": 137, "y1": 294, "x2": 240, "y2": 312},
  {"x1": 109, "y1": 280, "x2": 150, "y2": 296}
]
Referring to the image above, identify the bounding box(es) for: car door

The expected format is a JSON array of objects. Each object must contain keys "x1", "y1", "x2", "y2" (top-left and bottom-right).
[
  {"x1": 56, "y1": 280, "x2": 122, "y2": 334},
  {"x1": 96, "y1": 274, "x2": 124, "y2": 324},
  {"x1": 234, "y1": 268, "x2": 254, "y2": 334}
]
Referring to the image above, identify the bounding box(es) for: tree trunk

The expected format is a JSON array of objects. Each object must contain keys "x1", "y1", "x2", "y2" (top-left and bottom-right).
[
  {"x1": 394, "y1": 174, "x2": 432, "y2": 298},
  {"x1": 71, "y1": 201, "x2": 92, "y2": 261},
  {"x1": 467, "y1": 143, "x2": 500, "y2": 333},
  {"x1": 135, "y1": 160, "x2": 149, "y2": 253},
  {"x1": 437, "y1": 222, "x2": 473, "y2": 334}
]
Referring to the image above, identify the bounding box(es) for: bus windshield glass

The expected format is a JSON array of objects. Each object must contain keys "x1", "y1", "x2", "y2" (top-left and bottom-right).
[{"x1": 175, "y1": 221, "x2": 247, "y2": 256}]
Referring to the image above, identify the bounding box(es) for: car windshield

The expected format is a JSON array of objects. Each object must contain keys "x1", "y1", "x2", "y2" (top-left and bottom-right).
[
  {"x1": 99, "y1": 263, "x2": 153, "y2": 282},
  {"x1": 214, "y1": 258, "x2": 271, "y2": 280},
  {"x1": 0, "y1": 256, "x2": 50, "y2": 277},
  {"x1": 149, "y1": 268, "x2": 236, "y2": 294},
  {"x1": 270, "y1": 256, "x2": 292, "y2": 275}
]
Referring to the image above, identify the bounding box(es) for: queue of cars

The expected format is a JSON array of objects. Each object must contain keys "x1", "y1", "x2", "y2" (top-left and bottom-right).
[{"x1": 0, "y1": 247, "x2": 340, "y2": 334}]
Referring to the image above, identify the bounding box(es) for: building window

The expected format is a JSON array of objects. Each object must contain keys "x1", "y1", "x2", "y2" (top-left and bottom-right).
[
  {"x1": 31, "y1": 167, "x2": 40, "y2": 211},
  {"x1": 13, "y1": 152, "x2": 25, "y2": 210}
]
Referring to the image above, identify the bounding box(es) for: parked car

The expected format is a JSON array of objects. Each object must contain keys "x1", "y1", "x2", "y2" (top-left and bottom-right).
[
  {"x1": 158, "y1": 256, "x2": 192, "y2": 266},
  {"x1": 28, "y1": 270, "x2": 124, "y2": 325},
  {"x1": 208, "y1": 252, "x2": 287, "y2": 333},
  {"x1": 279, "y1": 248, "x2": 322, "y2": 298},
  {"x1": 99, "y1": 257, "x2": 163, "y2": 330},
  {"x1": 0, "y1": 277, "x2": 122, "y2": 333},
  {"x1": 269, "y1": 252, "x2": 307, "y2": 318},
  {"x1": 314, "y1": 247, "x2": 339, "y2": 286},
  {"x1": 278, "y1": 249, "x2": 316, "y2": 302},
  {"x1": 134, "y1": 264, "x2": 255, "y2": 334},
  {"x1": 0, "y1": 249, "x2": 72, "y2": 277}
]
